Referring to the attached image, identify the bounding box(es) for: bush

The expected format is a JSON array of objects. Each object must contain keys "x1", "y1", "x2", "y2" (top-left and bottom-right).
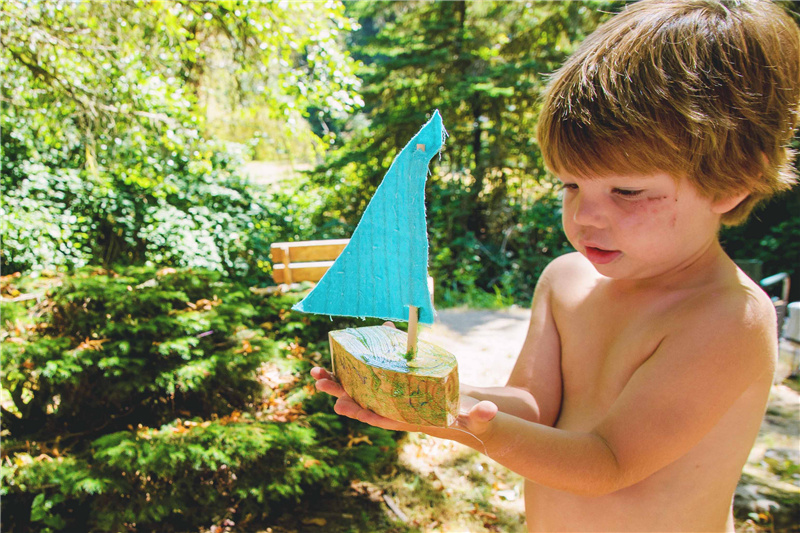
[
  {"x1": 1, "y1": 0, "x2": 361, "y2": 285},
  {"x1": 1, "y1": 267, "x2": 396, "y2": 532},
  {"x1": 425, "y1": 175, "x2": 571, "y2": 308},
  {"x1": 1, "y1": 149, "x2": 347, "y2": 288},
  {"x1": 721, "y1": 186, "x2": 800, "y2": 302}
]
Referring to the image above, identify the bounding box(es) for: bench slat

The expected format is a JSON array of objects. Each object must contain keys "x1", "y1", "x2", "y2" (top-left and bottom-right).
[
  {"x1": 270, "y1": 239, "x2": 350, "y2": 264},
  {"x1": 272, "y1": 261, "x2": 336, "y2": 284}
]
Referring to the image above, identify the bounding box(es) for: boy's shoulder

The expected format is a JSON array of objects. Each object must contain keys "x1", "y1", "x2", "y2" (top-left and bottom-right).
[
  {"x1": 662, "y1": 269, "x2": 777, "y2": 365},
  {"x1": 537, "y1": 252, "x2": 603, "y2": 300},
  {"x1": 538, "y1": 251, "x2": 596, "y2": 288}
]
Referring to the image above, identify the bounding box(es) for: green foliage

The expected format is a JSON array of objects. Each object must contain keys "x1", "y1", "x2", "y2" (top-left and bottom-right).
[
  {"x1": 721, "y1": 141, "x2": 800, "y2": 301},
  {"x1": 1, "y1": 267, "x2": 396, "y2": 531},
  {"x1": 1, "y1": 152, "x2": 349, "y2": 286},
  {"x1": 428, "y1": 178, "x2": 571, "y2": 307},
  {"x1": 1, "y1": 0, "x2": 360, "y2": 278},
  {"x1": 318, "y1": 1, "x2": 618, "y2": 208}
]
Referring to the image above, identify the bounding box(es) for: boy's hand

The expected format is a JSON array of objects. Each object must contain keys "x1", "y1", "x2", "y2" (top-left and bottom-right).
[
  {"x1": 311, "y1": 365, "x2": 498, "y2": 436},
  {"x1": 311, "y1": 366, "x2": 415, "y2": 432}
]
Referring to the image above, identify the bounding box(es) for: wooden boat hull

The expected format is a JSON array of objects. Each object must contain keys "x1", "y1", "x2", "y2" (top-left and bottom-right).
[{"x1": 329, "y1": 325, "x2": 459, "y2": 427}]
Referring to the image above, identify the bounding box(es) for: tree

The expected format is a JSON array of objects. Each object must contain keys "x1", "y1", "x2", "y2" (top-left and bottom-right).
[
  {"x1": 1, "y1": 0, "x2": 360, "y2": 275},
  {"x1": 311, "y1": 0, "x2": 800, "y2": 304}
]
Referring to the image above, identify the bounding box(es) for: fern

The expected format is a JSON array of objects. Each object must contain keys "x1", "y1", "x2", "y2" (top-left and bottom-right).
[{"x1": 2, "y1": 266, "x2": 397, "y2": 531}]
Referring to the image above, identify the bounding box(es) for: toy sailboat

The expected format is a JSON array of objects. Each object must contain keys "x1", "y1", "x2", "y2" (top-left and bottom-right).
[{"x1": 293, "y1": 110, "x2": 459, "y2": 427}]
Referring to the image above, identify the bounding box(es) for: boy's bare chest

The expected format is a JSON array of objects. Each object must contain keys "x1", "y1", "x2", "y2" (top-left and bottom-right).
[{"x1": 552, "y1": 287, "x2": 673, "y2": 428}]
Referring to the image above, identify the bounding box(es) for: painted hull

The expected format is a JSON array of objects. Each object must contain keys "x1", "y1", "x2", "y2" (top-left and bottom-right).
[{"x1": 329, "y1": 325, "x2": 459, "y2": 427}]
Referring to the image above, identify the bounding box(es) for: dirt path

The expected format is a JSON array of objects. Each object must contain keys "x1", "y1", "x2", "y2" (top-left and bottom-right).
[{"x1": 420, "y1": 306, "x2": 532, "y2": 387}]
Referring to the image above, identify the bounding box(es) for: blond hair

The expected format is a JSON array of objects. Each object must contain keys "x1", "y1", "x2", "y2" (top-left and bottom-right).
[{"x1": 537, "y1": 0, "x2": 800, "y2": 225}]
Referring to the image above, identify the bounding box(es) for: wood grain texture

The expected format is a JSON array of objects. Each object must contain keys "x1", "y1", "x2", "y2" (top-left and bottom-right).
[
  {"x1": 270, "y1": 240, "x2": 350, "y2": 283},
  {"x1": 272, "y1": 261, "x2": 335, "y2": 283},
  {"x1": 329, "y1": 325, "x2": 459, "y2": 427},
  {"x1": 270, "y1": 240, "x2": 350, "y2": 264}
]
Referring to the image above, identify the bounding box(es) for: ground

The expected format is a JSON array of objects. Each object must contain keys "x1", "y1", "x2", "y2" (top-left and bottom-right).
[{"x1": 265, "y1": 307, "x2": 799, "y2": 533}]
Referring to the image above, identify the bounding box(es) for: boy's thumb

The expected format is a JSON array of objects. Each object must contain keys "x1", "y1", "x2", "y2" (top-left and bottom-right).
[{"x1": 469, "y1": 400, "x2": 498, "y2": 423}]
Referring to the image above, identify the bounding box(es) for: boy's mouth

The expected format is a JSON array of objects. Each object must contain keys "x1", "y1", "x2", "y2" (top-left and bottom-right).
[{"x1": 584, "y1": 246, "x2": 622, "y2": 265}]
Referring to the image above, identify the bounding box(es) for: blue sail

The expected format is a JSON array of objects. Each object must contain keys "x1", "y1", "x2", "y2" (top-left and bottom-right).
[{"x1": 292, "y1": 111, "x2": 444, "y2": 325}]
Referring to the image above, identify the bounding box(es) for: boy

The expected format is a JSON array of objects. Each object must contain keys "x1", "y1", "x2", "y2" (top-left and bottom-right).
[{"x1": 312, "y1": 0, "x2": 800, "y2": 530}]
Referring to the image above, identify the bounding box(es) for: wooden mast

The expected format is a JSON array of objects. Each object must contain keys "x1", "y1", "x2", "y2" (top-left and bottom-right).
[
  {"x1": 407, "y1": 305, "x2": 419, "y2": 355},
  {"x1": 405, "y1": 141, "x2": 425, "y2": 357}
]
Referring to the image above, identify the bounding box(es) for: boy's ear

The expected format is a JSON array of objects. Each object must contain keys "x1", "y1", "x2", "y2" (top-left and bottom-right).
[{"x1": 711, "y1": 191, "x2": 749, "y2": 214}]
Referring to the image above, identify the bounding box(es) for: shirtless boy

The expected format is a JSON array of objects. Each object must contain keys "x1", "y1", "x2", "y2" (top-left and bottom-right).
[{"x1": 312, "y1": 0, "x2": 800, "y2": 530}]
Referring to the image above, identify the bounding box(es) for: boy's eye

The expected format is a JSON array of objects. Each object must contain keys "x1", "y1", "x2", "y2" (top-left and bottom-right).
[
  {"x1": 613, "y1": 188, "x2": 644, "y2": 198},
  {"x1": 560, "y1": 183, "x2": 579, "y2": 192}
]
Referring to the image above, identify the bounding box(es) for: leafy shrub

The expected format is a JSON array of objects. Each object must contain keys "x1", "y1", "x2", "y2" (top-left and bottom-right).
[
  {"x1": 721, "y1": 186, "x2": 800, "y2": 302},
  {"x1": 1, "y1": 267, "x2": 395, "y2": 532},
  {"x1": 1, "y1": 0, "x2": 361, "y2": 285},
  {"x1": 1, "y1": 149, "x2": 345, "y2": 289}
]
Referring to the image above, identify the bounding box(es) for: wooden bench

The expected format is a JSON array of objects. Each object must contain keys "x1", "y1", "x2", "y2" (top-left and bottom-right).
[{"x1": 270, "y1": 239, "x2": 350, "y2": 284}]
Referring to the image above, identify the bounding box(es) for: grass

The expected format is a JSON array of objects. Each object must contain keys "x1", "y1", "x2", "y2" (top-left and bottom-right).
[
  {"x1": 375, "y1": 433, "x2": 526, "y2": 532},
  {"x1": 256, "y1": 433, "x2": 526, "y2": 533}
]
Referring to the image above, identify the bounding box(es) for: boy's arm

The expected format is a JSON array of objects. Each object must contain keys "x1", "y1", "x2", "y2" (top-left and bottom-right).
[{"x1": 461, "y1": 260, "x2": 563, "y2": 425}]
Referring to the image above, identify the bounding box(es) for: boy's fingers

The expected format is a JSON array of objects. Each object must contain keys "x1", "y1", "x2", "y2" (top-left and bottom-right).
[
  {"x1": 456, "y1": 399, "x2": 498, "y2": 435},
  {"x1": 382, "y1": 321, "x2": 397, "y2": 329},
  {"x1": 315, "y1": 365, "x2": 417, "y2": 432},
  {"x1": 311, "y1": 368, "x2": 346, "y2": 397},
  {"x1": 315, "y1": 378, "x2": 345, "y2": 398},
  {"x1": 333, "y1": 395, "x2": 362, "y2": 418},
  {"x1": 335, "y1": 396, "x2": 380, "y2": 425},
  {"x1": 310, "y1": 366, "x2": 333, "y2": 380},
  {"x1": 334, "y1": 396, "x2": 407, "y2": 431}
]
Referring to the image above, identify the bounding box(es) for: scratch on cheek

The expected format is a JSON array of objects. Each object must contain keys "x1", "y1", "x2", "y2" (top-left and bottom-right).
[
  {"x1": 671, "y1": 194, "x2": 678, "y2": 226},
  {"x1": 642, "y1": 195, "x2": 677, "y2": 226}
]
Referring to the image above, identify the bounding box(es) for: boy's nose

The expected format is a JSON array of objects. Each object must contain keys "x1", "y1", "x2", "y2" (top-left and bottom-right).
[{"x1": 571, "y1": 194, "x2": 607, "y2": 228}]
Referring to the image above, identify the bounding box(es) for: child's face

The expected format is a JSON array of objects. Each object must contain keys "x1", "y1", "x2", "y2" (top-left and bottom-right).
[{"x1": 558, "y1": 171, "x2": 727, "y2": 281}]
